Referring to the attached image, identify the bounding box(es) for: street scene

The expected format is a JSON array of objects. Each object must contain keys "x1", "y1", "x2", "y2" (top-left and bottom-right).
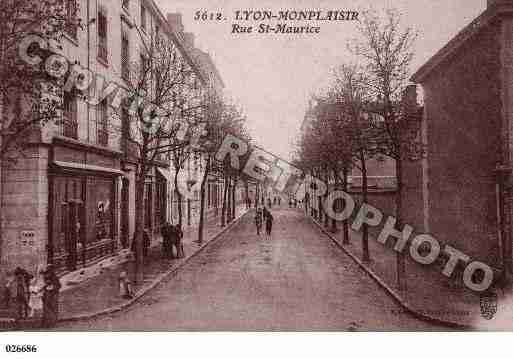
[
  {"x1": 1, "y1": 0, "x2": 513, "y2": 336},
  {"x1": 56, "y1": 207, "x2": 439, "y2": 331}
]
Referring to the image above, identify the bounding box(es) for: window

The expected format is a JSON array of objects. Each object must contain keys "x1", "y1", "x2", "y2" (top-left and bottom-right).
[
  {"x1": 140, "y1": 53, "x2": 149, "y2": 90},
  {"x1": 121, "y1": 31, "x2": 130, "y2": 80},
  {"x1": 65, "y1": 0, "x2": 78, "y2": 39},
  {"x1": 98, "y1": 9, "x2": 108, "y2": 62},
  {"x1": 141, "y1": 4, "x2": 147, "y2": 32},
  {"x1": 97, "y1": 99, "x2": 109, "y2": 146},
  {"x1": 62, "y1": 91, "x2": 78, "y2": 139},
  {"x1": 122, "y1": 0, "x2": 129, "y2": 11},
  {"x1": 121, "y1": 106, "x2": 130, "y2": 156}
]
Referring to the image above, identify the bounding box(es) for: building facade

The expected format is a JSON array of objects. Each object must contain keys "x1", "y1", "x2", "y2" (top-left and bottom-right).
[
  {"x1": 409, "y1": 0, "x2": 513, "y2": 279},
  {"x1": 0, "y1": 0, "x2": 213, "y2": 280}
]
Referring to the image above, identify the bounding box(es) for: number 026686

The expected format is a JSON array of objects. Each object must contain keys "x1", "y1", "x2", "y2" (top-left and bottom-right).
[{"x1": 5, "y1": 345, "x2": 38, "y2": 353}]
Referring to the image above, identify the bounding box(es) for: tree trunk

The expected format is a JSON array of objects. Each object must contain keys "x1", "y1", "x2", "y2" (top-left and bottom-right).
[
  {"x1": 232, "y1": 176, "x2": 237, "y2": 220},
  {"x1": 361, "y1": 154, "x2": 370, "y2": 262},
  {"x1": 133, "y1": 176, "x2": 146, "y2": 284},
  {"x1": 331, "y1": 168, "x2": 338, "y2": 233},
  {"x1": 187, "y1": 198, "x2": 191, "y2": 226},
  {"x1": 221, "y1": 174, "x2": 229, "y2": 227},
  {"x1": 197, "y1": 156, "x2": 210, "y2": 244},
  {"x1": 174, "y1": 169, "x2": 183, "y2": 228},
  {"x1": 227, "y1": 177, "x2": 232, "y2": 222},
  {"x1": 395, "y1": 158, "x2": 406, "y2": 291},
  {"x1": 255, "y1": 182, "x2": 259, "y2": 209},
  {"x1": 324, "y1": 170, "x2": 330, "y2": 228},
  {"x1": 342, "y1": 167, "x2": 349, "y2": 245}
]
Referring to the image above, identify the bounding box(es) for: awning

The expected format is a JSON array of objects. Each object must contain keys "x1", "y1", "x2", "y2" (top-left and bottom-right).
[
  {"x1": 52, "y1": 161, "x2": 124, "y2": 176},
  {"x1": 157, "y1": 167, "x2": 172, "y2": 182}
]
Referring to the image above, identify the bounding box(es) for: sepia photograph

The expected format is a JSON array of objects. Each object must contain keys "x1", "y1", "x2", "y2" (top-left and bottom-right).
[{"x1": 1, "y1": 0, "x2": 513, "y2": 348}]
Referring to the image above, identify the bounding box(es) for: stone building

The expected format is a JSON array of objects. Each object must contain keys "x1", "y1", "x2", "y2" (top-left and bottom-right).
[
  {"x1": 409, "y1": 0, "x2": 513, "y2": 279},
  {"x1": 0, "y1": 0, "x2": 211, "y2": 279}
]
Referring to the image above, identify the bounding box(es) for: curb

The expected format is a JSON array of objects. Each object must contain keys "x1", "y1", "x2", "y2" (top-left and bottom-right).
[
  {"x1": 58, "y1": 210, "x2": 251, "y2": 324},
  {"x1": 309, "y1": 216, "x2": 474, "y2": 330}
]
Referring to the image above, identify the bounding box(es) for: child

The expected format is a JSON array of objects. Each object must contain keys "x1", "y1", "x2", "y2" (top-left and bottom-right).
[
  {"x1": 28, "y1": 270, "x2": 45, "y2": 318},
  {"x1": 119, "y1": 271, "x2": 133, "y2": 299}
]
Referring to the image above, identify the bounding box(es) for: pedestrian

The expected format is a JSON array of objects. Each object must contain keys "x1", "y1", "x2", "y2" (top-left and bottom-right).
[
  {"x1": 13, "y1": 267, "x2": 30, "y2": 320},
  {"x1": 173, "y1": 224, "x2": 185, "y2": 259},
  {"x1": 143, "y1": 229, "x2": 150, "y2": 258},
  {"x1": 3, "y1": 271, "x2": 14, "y2": 309},
  {"x1": 255, "y1": 208, "x2": 263, "y2": 235},
  {"x1": 262, "y1": 206, "x2": 270, "y2": 221},
  {"x1": 267, "y1": 198, "x2": 272, "y2": 209},
  {"x1": 42, "y1": 265, "x2": 60, "y2": 328},
  {"x1": 278, "y1": 197, "x2": 281, "y2": 205},
  {"x1": 28, "y1": 270, "x2": 45, "y2": 318},
  {"x1": 265, "y1": 211, "x2": 274, "y2": 237},
  {"x1": 118, "y1": 271, "x2": 133, "y2": 299},
  {"x1": 161, "y1": 222, "x2": 172, "y2": 258}
]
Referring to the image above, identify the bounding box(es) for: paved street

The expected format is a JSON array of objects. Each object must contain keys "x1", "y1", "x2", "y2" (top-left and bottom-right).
[{"x1": 57, "y1": 208, "x2": 441, "y2": 331}]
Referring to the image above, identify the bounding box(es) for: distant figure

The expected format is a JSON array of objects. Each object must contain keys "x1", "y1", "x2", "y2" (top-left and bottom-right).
[
  {"x1": 42, "y1": 265, "x2": 61, "y2": 328},
  {"x1": 262, "y1": 206, "x2": 270, "y2": 221},
  {"x1": 118, "y1": 271, "x2": 133, "y2": 299},
  {"x1": 265, "y1": 211, "x2": 274, "y2": 237},
  {"x1": 28, "y1": 270, "x2": 45, "y2": 318},
  {"x1": 13, "y1": 267, "x2": 31, "y2": 320},
  {"x1": 161, "y1": 222, "x2": 173, "y2": 258},
  {"x1": 255, "y1": 208, "x2": 263, "y2": 235},
  {"x1": 267, "y1": 198, "x2": 272, "y2": 209},
  {"x1": 171, "y1": 224, "x2": 184, "y2": 259}
]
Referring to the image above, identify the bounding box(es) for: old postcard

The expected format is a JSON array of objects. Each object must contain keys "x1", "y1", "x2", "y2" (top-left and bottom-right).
[{"x1": 0, "y1": 0, "x2": 511, "y2": 338}]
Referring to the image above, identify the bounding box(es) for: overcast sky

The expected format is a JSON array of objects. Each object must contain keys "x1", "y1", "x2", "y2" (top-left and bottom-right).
[{"x1": 155, "y1": 0, "x2": 485, "y2": 160}]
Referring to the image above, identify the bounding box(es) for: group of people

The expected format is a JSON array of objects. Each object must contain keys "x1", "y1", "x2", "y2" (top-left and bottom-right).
[
  {"x1": 3, "y1": 265, "x2": 61, "y2": 327},
  {"x1": 161, "y1": 222, "x2": 185, "y2": 259},
  {"x1": 255, "y1": 206, "x2": 274, "y2": 237}
]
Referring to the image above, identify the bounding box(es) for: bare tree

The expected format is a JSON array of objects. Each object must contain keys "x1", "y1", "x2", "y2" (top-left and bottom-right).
[
  {"x1": 0, "y1": 0, "x2": 80, "y2": 161},
  {"x1": 351, "y1": 8, "x2": 421, "y2": 290},
  {"x1": 116, "y1": 31, "x2": 205, "y2": 276}
]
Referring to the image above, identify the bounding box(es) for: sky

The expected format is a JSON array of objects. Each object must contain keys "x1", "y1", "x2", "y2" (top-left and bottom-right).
[{"x1": 155, "y1": 0, "x2": 485, "y2": 160}]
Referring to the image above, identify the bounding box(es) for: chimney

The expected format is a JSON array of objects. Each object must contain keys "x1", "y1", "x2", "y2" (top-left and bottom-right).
[
  {"x1": 167, "y1": 13, "x2": 184, "y2": 33},
  {"x1": 183, "y1": 32, "x2": 195, "y2": 48}
]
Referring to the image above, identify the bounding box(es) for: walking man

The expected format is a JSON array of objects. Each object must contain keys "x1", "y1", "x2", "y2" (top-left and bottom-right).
[
  {"x1": 265, "y1": 210, "x2": 274, "y2": 238},
  {"x1": 255, "y1": 208, "x2": 263, "y2": 235}
]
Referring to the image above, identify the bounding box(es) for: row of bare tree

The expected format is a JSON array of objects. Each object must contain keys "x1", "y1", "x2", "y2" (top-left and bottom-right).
[{"x1": 295, "y1": 9, "x2": 423, "y2": 291}]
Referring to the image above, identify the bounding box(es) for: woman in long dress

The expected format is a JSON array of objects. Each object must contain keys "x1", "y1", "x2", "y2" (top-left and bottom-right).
[
  {"x1": 28, "y1": 270, "x2": 45, "y2": 318},
  {"x1": 42, "y1": 266, "x2": 61, "y2": 328}
]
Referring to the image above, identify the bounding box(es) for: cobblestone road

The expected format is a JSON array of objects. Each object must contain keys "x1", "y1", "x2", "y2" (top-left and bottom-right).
[{"x1": 58, "y1": 208, "x2": 442, "y2": 331}]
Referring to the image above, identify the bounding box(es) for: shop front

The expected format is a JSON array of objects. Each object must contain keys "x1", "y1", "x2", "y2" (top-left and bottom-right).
[{"x1": 48, "y1": 139, "x2": 123, "y2": 273}]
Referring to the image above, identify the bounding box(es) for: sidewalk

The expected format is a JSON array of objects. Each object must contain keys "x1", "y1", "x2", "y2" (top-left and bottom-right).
[
  {"x1": 1, "y1": 206, "x2": 250, "y2": 330},
  {"x1": 309, "y1": 215, "x2": 513, "y2": 330}
]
